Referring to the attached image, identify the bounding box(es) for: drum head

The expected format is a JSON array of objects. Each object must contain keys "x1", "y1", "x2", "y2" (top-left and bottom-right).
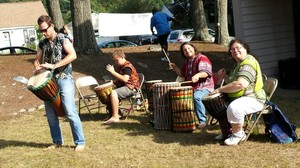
[
  {"x1": 95, "y1": 81, "x2": 113, "y2": 91},
  {"x1": 154, "y1": 82, "x2": 180, "y2": 87},
  {"x1": 27, "y1": 70, "x2": 52, "y2": 89},
  {"x1": 145, "y1": 80, "x2": 162, "y2": 84},
  {"x1": 203, "y1": 92, "x2": 222, "y2": 101}
]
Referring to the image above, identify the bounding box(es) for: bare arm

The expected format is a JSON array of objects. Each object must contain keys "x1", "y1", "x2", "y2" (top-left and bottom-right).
[
  {"x1": 33, "y1": 48, "x2": 43, "y2": 73},
  {"x1": 191, "y1": 71, "x2": 209, "y2": 83},
  {"x1": 215, "y1": 77, "x2": 249, "y2": 94},
  {"x1": 106, "y1": 64, "x2": 130, "y2": 83},
  {"x1": 169, "y1": 62, "x2": 183, "y2": 77}
]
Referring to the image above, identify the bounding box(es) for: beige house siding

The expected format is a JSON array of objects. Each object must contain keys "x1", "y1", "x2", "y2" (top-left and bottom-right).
[{"x1": 232, "y1": 0, "x2": 296, "y2": 77}]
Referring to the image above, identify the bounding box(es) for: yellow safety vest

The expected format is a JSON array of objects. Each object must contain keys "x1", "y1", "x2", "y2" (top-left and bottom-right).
[{"x1": 227, "y1": 55, "x2": 266, "y2": 100}]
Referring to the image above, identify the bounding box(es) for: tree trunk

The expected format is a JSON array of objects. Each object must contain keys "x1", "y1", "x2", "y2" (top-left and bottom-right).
[
  {"x1": 215, "y1": 0, "x2": 230, "y2": 46},
  {"x1": 71, "y1": 0, "x2": 101, "y2": 55},
  {"x1": 190, "y1": 0, "x2": 211, "y2": 42},
  {"x1": 46, "y1": 0, "x2": 64, "y2": 30}
]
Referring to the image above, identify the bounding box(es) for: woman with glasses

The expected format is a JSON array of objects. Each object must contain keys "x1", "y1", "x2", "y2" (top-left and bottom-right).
[{"x1": 210, "y1": 39, "x2": 266, "y2": 145}]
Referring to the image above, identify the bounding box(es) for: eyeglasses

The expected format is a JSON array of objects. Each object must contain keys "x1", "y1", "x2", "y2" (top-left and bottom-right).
[
  {"x1": 230, "y1": 46, "x2": 243, "y2": 52},
  {"x1": 39, "y1": 25, "x2": 51, "y2": 33}
]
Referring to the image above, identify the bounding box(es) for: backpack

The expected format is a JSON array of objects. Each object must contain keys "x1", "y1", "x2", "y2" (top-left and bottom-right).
[{"x1": 262, "y1": 101, "x2": 298, "y2": 144}]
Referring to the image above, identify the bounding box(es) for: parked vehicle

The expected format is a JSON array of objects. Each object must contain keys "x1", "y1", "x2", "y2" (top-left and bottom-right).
[
  {"x1": 167, "y1": 29, "x2": 195, "y2": 43},
  {"x1": 98, "y1": 40, "x2": 138, "y2": 49},
  {"x1": 0, "y1": 46, "x2": 36, "y2": 55},
  {"x1": 120, "y1": 35, "x2": 158, "y2": 45}
]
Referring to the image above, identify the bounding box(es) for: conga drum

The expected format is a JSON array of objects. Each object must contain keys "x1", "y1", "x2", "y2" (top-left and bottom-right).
[
  {"x1": 27, "y1": 70, "x2": 65, "y2": 117},
  {"x1": 94, "y1": 81, "x2": 114, "y2": 104},
  {"x1": 144, "y1": 80, "x2": 162, "y2": 112},
  {"x1": 202, "y1": 93, "x2": 229, "y2": 120},
  {"x1": 169, "y1": 86, "x2": 196, "y2": 132},
  {"x1": 152, "y1": 82, "x2": 181, "y2": 130}
]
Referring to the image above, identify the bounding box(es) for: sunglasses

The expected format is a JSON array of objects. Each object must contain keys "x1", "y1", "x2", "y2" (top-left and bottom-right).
[{"x1": 39, "y1": 24, "x2": 51, "y2": 33}]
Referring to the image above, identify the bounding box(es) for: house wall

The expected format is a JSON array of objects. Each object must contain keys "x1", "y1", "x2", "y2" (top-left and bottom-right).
[
  {"x1": 0, "y1": 26, "x2": 37, "y2": 48},
  {"x1": 232, "y1": 0, "x2": 296, "y2": 77}
]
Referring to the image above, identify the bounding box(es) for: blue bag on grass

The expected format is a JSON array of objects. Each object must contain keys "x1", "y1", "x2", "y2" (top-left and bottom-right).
[{"x1": 262, "y1": 101, "x2": 298, "y2": 144}]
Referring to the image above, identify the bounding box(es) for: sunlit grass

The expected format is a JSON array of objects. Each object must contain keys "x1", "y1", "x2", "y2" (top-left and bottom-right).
[{"x1": 1, "y1": 91, "x2": 300, "y2": 168}]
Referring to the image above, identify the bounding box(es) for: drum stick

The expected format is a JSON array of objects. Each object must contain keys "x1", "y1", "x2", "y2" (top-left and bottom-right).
[
  {"x1": 162, "y1": 48, "x2": 171, "y2": 64},
  {"x1": 180, "y1": 81, "x2": 193, "y2": 84},
  {"x1": 220, "y1": 79, "x2": 225, "y2": 87}
]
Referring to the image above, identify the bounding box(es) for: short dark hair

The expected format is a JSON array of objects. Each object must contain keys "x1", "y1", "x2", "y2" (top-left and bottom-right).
[
  {"x1": 152, "y1": 8, "x2": 158, "y2": 15},
  {"x1": 228, "y1": 39, "x2": 250, "y2": 54},
  {"x1": 37, "y1": 15, "x2": 53, "y2": 26}
]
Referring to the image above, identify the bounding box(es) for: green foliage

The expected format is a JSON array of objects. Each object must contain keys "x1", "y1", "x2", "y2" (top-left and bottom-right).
[{"x1": 111, "y1": 0, "x2": 171, "y2": 13}]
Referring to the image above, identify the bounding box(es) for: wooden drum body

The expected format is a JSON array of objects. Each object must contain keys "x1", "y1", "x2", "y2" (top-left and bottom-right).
[
  {"x1": 27, "y1": 70, "x2": 65, "y2": 117},
  {"x1": 169, "y1": 86, "x2": 196, "y2": 132},
  {"x1": 153, "y1": 82, "x2": 181, "y2": 130},
  {"x1": 144, "y1": 80, "x2": 162, "y2": 112},
  {"x1": 94, "y1": 81, "x2": 114, "y2": 104},
  {"x1": 202, "y1": 93, "x2": 228, "y2": 120}
]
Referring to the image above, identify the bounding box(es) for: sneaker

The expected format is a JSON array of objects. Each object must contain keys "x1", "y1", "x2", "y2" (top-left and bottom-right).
[
  {"x1": 161, "y1": 57, "x2": 168, "y2": 62},
  {"x1": 224, "y1": 132, "x2": 246, "y2": 146},
  {"x1": 215, "y1": 133, "x2": 225, "y2": 140},
  {"x1": 74, "y1": 145, "x2": 85, "y2": 152},
  {"x1": 198, "y1": 123, "x2": 206, "y2": 129}
]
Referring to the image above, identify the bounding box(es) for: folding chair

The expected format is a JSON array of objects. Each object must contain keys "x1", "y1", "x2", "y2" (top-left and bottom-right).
[
  {"x1": 120, "y1": 73, "x2": 146, "y2": 119},
  {"x1": 243, "y1": 77, "x2": 278, "y2": 142},
  {"x1": 75, "y1": 76, "x2": 103, "y2": 118}
]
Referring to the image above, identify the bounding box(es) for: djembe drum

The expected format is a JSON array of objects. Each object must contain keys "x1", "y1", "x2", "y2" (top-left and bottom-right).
[
  {"x1": 27, "y1": 70, "x2": 65, "y2": 117},
  {"x1": 169, "y1": 86, "x2": 196, "y2": 132},
  {"x1": 94, "y1": 81, "x2": 114, "y2": 104},
  {"x1": 152, "y1": 82, "x2": 181, "y2": 130},
  {"x1": 144, "y1": 80, "x2": 162, "y2": 112},
  {"x1": 202, "y1": 92, "x2": 229, "y2": 120}
]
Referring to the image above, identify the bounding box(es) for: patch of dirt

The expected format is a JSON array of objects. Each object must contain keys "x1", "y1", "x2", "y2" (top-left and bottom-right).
[{"x1": 0, "y1": 41, "x2": 234, "y2": 121}]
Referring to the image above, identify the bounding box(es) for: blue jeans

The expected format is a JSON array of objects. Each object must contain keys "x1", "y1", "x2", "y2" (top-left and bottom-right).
[
  {"x1": 194, "y1": 89, "x2": 209, "y2": 124},
  {"x1": 44, "y1": 75, "x2": 85, "y2": 145}
]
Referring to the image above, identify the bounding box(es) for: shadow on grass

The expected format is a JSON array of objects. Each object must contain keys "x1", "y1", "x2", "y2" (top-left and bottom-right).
[
  {"x1": 0, "y1": 139, "x2": 51, "y2": 149},
  {"x1": 78, "y1": 111, "x2": 271, "y2": 146}
]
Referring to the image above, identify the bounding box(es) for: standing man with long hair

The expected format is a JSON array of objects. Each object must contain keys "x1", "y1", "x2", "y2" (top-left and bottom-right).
[{"x1": 33, "y1": 15, "x2": 85, "y2": 151}]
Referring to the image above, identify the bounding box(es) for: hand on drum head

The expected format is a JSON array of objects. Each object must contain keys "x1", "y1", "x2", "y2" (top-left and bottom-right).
[
  {"x1": 33, "y1": 67, "x2": 45, "y2": 75},
  {"x1": 209, "y1": 89, "x2": 220, "y2": 96},
  {"x1": 40, "y1": 62, "x2": 56, "y2": 70}
]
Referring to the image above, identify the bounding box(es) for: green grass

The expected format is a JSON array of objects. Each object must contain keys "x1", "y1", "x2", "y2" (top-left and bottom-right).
[{"x1": 1, "y1": 91, "x2": 300, "y2": 168}]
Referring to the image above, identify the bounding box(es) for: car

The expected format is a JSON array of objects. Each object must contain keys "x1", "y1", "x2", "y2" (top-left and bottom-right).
[
  {"x1": 167, "y1": 29, "x2": 195, "y2": 43},
  {"x1": 208, "y1": 28, "x2": 235, "y2": 42},
  {"x1": 120, "y1": 35, "x2": 158, "y2": 45},
  {"x1": 0, "y1": 46, "x2": 37, "y2": 55},
  {"x1": 98, "y1": 40, "x2": 138, "y2": 49}
]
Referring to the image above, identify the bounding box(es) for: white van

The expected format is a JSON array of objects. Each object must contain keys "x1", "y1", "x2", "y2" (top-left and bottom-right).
[{"x1": 167, "y1": 29, "x2": 195, "y2": 43}]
